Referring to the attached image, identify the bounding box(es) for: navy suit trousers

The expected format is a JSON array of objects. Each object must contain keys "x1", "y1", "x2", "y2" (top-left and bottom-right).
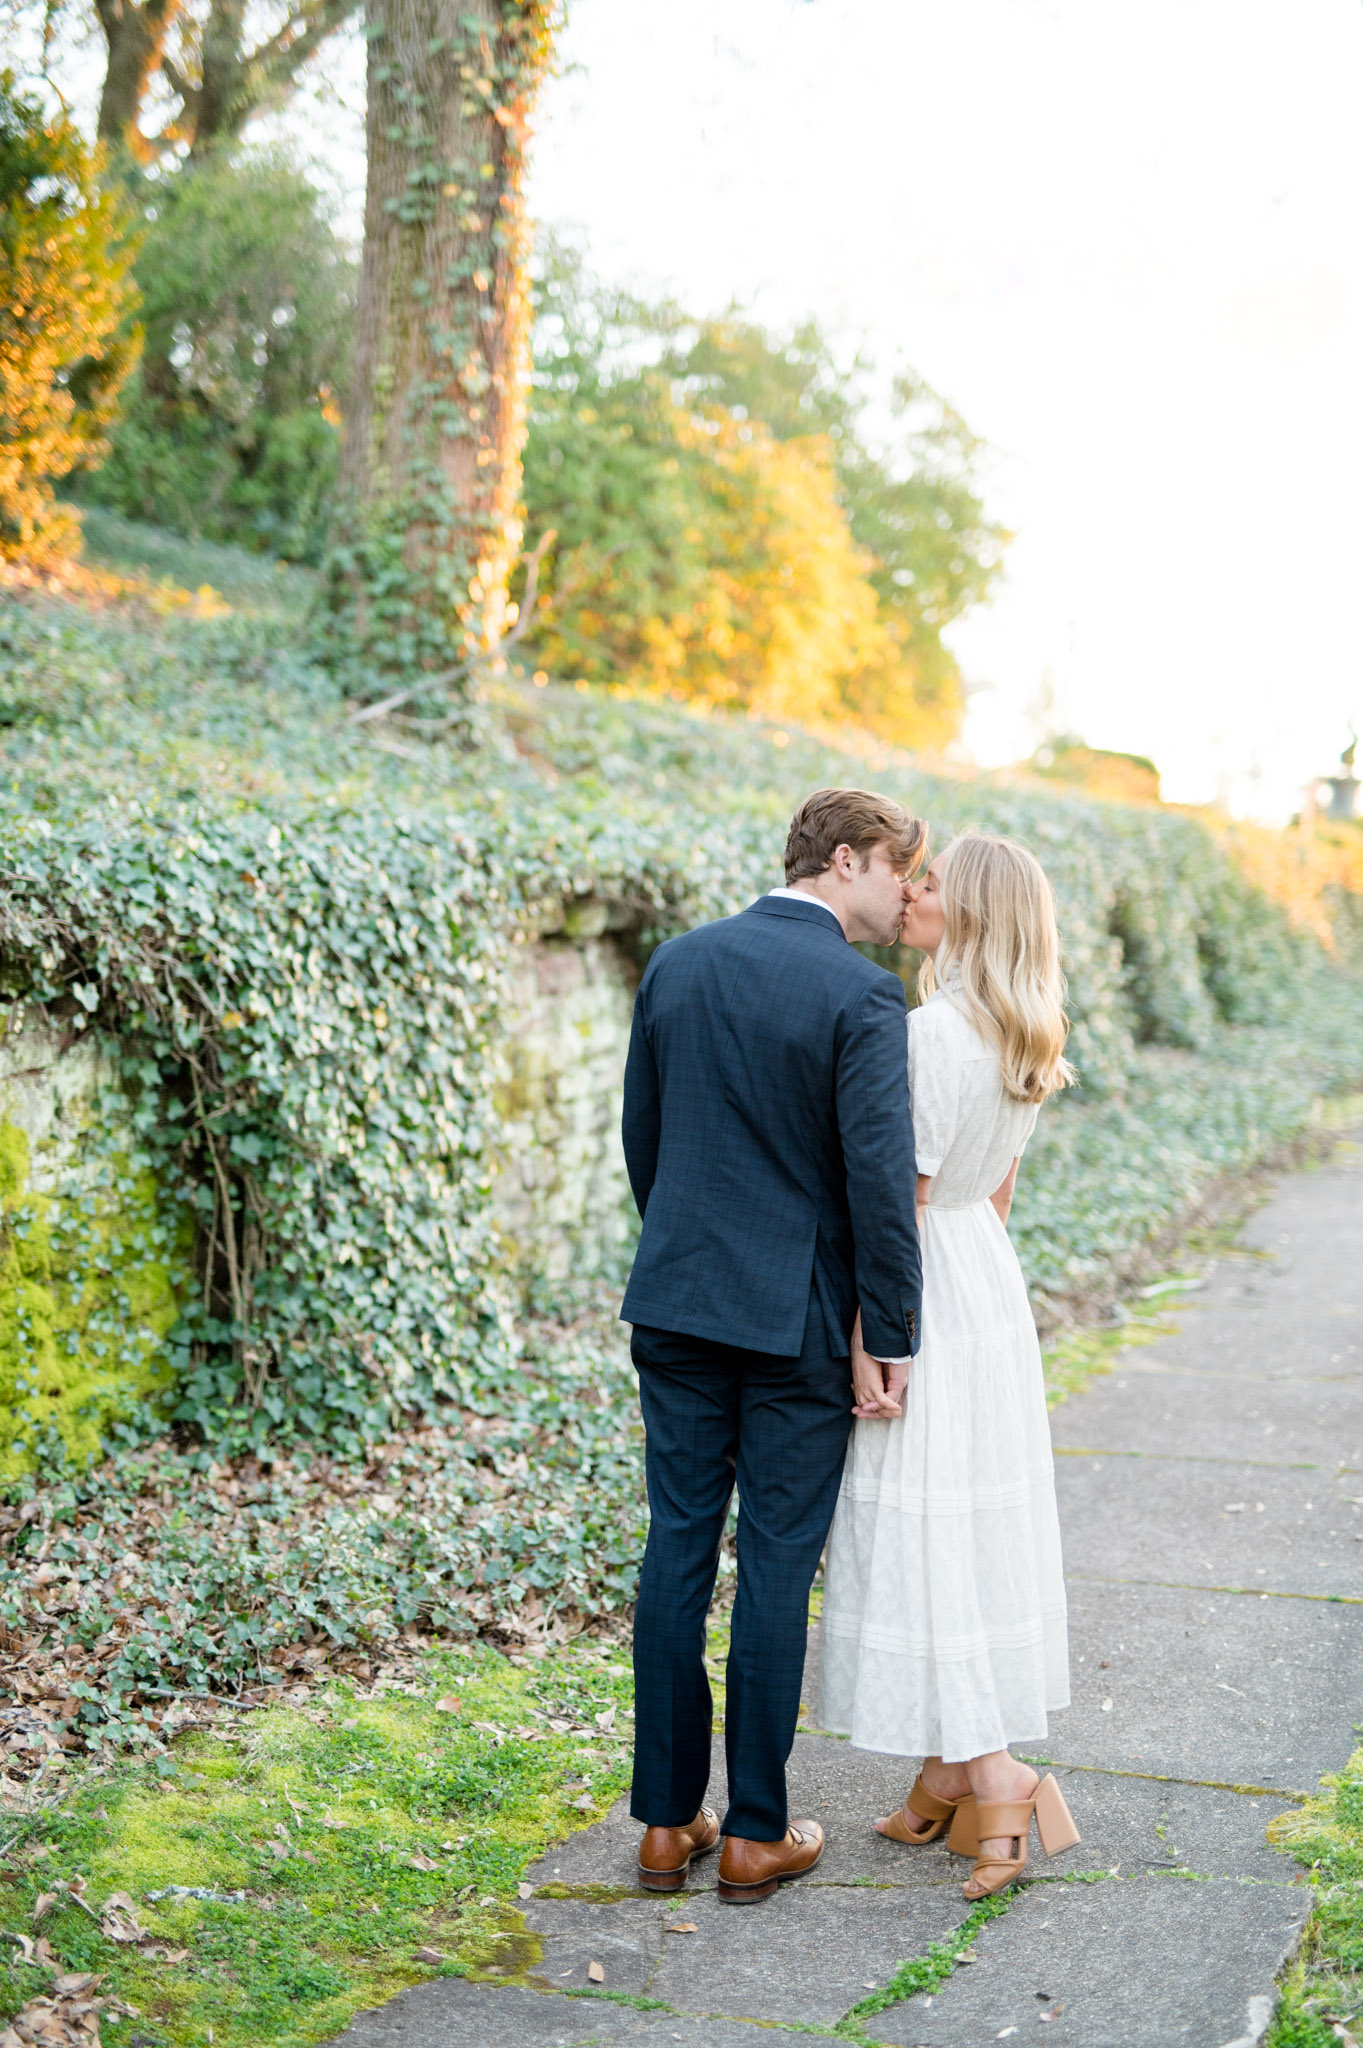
[{"x1": 629, "y1": 1304, "x2": 853, "y2": 1842}]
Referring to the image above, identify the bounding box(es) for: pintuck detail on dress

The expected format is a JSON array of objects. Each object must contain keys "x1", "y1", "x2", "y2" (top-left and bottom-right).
[{"x1": 818, "y1": 989, "x2": 1070, "y2": 1763}]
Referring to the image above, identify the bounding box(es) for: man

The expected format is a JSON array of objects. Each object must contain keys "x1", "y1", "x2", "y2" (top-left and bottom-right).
[{"x1": 621, "y1": 786, "x2": 926, "y2": 1904}]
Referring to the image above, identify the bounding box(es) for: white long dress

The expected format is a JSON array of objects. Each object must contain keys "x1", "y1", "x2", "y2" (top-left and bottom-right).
[{"x1": 818, "y1": 988, "x2": 1070, "y2": 1763}]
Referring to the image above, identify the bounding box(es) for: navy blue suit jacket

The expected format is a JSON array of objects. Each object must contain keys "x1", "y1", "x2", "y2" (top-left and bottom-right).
[{"x1": 620, "y1": 894, "x2": 922, "y2": 1360}]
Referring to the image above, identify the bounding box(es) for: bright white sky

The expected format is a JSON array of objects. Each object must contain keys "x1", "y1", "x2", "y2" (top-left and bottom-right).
[{"x1": 522, "y1": 0, "x2": 1363, "y2": 818}]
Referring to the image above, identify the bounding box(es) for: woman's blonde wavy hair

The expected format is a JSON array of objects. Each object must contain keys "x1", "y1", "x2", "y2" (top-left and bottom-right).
[{"x1": 919, "y1": 830, "x2": 1076, "y2": 1105}]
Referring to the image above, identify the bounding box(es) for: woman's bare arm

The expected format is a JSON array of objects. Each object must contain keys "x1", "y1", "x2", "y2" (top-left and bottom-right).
[
  {"x1": 990, "y1": 1158, "x2": 1021, "y2": 1225},
  {"x1": 916, "y1": 1172, "x2": 932, "y2": 1227}
]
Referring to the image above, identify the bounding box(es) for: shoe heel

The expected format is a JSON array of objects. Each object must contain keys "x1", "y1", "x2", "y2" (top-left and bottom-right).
[
  {"x1": 1033, "y1": 1774, "x2": 1080, "y2": 1856},
  {"x1": 717, "y1": 1876, "x2": 778, "y2": 1904},
  {"x1": 638, "y1": 1865, "x2": 686, "y2": 1892},
  {"x1": 946, "y1": 1798, "x2": 979, "y2": 1857}
]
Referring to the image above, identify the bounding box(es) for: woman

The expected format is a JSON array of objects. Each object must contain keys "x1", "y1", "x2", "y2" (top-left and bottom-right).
[{"x1": 818, "y1": 830, "x2": 1079, "y2": 1900}]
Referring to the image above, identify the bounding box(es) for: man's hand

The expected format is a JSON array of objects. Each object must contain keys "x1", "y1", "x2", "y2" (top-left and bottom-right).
[{"x1": 849, "y1": 1312, "x2": 905, "y2": 1419}]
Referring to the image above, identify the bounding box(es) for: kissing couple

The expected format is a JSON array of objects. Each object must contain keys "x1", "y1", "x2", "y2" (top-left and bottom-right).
[{"x1": 620, "y1": 786, "x2": 1081, "y2": 1906}]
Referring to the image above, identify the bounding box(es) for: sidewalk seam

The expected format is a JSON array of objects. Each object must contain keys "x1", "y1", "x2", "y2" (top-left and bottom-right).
[
  {"x1": 1020, "y1": 1756, "x2": 1311, "y2": 1800},
  {"x1": 1067, "y1": 1570, "x2": 1363, "y2": 1606}
]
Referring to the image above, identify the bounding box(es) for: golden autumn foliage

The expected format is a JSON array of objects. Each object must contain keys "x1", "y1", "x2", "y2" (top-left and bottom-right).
[
  {"x1": 0, "y1": 75, "x2": 140, "y2": 567},
  {"x1": 1216, "y1": 813, "x2": 1363, "y2": 957},
  {"x1": 527, "y1": 403, "x2": 965, "y2": 752},
  {"x1": 521, "y1": 270, "x2": 1004, "y2": 754}
]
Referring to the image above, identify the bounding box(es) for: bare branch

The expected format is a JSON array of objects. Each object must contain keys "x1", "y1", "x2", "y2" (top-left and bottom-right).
[{"x1": 247, "y1": 0, "x2": 360, "y2": 97}]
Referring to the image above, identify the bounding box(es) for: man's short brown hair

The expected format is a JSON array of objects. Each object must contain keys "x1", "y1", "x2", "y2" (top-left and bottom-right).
[{"x1": 783, "y1": 787, "x2": 927, "y2": 883}]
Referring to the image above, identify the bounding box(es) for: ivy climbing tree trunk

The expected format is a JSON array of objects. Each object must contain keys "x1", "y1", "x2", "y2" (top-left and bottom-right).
[{"x1": 329, "y1": 0, "x2": 556, "y2": 694}]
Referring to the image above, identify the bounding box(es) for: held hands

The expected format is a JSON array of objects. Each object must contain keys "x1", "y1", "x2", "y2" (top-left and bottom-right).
[{"x1": 849, "y1": 1309, "x2": 907, "y2": 1421}]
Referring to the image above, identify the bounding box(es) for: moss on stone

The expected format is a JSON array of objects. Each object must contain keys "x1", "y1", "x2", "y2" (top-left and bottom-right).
[{"x1": 0, "y1": 1118, "x2": 191, "y2": 1479}]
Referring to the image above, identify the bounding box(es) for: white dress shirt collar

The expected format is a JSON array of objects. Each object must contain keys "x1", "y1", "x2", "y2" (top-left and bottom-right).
[{"x1": 766, "y1": 886, "x2": 842, "y2": 924}]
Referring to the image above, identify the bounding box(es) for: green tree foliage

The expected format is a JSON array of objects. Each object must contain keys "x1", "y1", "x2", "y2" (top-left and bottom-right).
[
  {"x1": 518, "y1": 260, "x2": 1008, "y2": 749},
  {"x1": 0, "y1": 75, "x2": 139, "y2": 567},
  {"x1": 78, "y1": 152, "x2": 353, "y2": 561}
]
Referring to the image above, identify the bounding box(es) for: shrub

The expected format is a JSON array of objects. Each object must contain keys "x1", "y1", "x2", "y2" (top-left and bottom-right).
[
  {"x1": 0, "y1": 74, "x2": 139, "y2": 567},
  {"x1": 77, "y1": 153, "x2": 353, "y2": 563}
]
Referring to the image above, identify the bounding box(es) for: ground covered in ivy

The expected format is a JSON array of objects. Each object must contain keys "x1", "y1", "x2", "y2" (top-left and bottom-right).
[{"x1": 0, "y1": 1295, "x2": 643, "y2": 1774}]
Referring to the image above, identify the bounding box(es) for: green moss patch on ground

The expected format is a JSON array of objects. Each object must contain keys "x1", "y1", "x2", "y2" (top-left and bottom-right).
[{"x1": 0, "y1": 1639, "x2": 634, "y2": 2048}]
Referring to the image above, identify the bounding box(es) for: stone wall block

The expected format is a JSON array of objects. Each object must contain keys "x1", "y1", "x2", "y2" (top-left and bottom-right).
[{"x1": 493, "y1": 932, "x2": 639, "y2": 1284}]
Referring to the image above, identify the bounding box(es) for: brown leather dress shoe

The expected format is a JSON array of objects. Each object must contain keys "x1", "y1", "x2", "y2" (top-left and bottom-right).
[
  {"x1": 716, "y1": 1820, "x2": 824, "y2": 1904},
  {"x1": 636, "y1": 1806, "x2": 721, "y2": 1892}
]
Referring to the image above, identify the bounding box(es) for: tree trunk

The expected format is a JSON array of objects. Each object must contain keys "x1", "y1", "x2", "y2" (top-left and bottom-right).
[
  {"x1": 94, "y1": 0, "x2": 181, "y2": 164},
  {"x1": 187, "y1": 0, "x2": 249, "y2": 157},
  {"x1": 332, "y1": 0, "x2": 556, "y2": 686}
]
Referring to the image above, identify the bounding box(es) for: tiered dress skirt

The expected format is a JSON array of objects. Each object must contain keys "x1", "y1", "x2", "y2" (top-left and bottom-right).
[{"x1": 818, "y1": 1197, "x2": 1069, "y2": 1763}]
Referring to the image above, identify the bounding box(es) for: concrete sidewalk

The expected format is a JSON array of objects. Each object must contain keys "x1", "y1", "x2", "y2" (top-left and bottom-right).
[{"x1": 329, "y1": 1130, "x2": 1363, "y2": 2048}]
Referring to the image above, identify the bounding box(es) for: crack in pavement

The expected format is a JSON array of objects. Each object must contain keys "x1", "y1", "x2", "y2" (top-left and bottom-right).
[
  {"x1": 1055, "y1": 1446, "x2": 1320, "y2": 1469},
  {"x1": 1018, "y1": 1755, "x2": 1312, "y2": 1801},
  {"x1": 1065, "y1": 1571, "x2": 1363, "y2": 1605}
]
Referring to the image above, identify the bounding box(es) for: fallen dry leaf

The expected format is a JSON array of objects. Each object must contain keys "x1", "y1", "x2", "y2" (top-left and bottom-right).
[
  {"x1": 0, "y1": 1977, "x2": 136, "y2": 2047},
  {"x1": 434, "y1": 1698, "x2": 460, "y2": 1714},
  {"x1": 587, "y1": 1961, "x2": 604, "y2": 1983},
  {"x1": 98, "y1": 1893, "x2": 145, "y2": 1944},
  {"x1": 516, "y1": 1882, "x2": 534, "y2": 1900},
  {"x1": 414, "y1": 1946, "x2": 446, "y2": 1966},
  {"x1": 30, "y1": 1894, "x2": 58, "y2": 1924},
  {"x1": 665, "y1": 1922, "x2": 697, "y2": 1934},
  {"x1": 319, "y1": 1809, "x2": 347, "y2": 1829},
  {"x1": 139, "y1": 1942, "x2": 189, "y2": 1965},
  {"x1": 594, "y1": 1705, "x2": 616, "y2": 1732},
  {"x1": 571, "y1": 1793, "x2": 593, "y2": 1812},
  {"x1": 408, "y1": 1853, "x2": 438, "y2": 1872}
]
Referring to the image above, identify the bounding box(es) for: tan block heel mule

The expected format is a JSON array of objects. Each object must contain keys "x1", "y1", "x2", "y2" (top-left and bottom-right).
[
  {"x1": 877, "y1": 1774, "x2": 973, "y2": 1846},
  {"x1": 961, "y1": 1773, "x2": 1080, "y2": 1899}
]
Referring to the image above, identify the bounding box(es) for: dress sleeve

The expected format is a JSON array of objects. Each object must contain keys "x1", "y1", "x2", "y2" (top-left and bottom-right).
[
  {"x1": 907, "y1": 1002, "x2": 961, "y2": 1178},
  {"x1": 1015, "y1": 1099, "x2": 1042, "y2": 1156}
]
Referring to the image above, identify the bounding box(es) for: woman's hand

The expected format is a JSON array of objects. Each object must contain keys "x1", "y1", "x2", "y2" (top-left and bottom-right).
[{"x1": 849, "y1": 1309, "x2": 905, "y2": 1420}]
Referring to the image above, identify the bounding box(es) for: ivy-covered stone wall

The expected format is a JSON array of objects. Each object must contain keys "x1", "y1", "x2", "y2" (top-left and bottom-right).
[{"x1": 0, "y1": 914, "x2": 641, "y2": 1477}]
